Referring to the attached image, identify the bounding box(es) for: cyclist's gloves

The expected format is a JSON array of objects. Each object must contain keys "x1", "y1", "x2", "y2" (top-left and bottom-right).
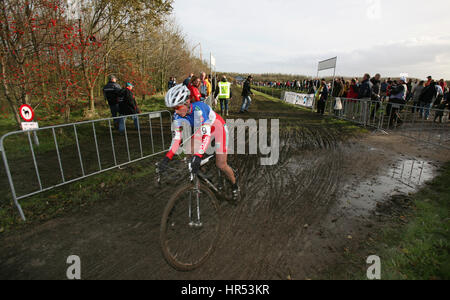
[
  {"x1": 159, "y1": 157, "x2": 171, "y2": 173},
  {"x1": 190, "y1": 155, "x2": 202, "y2": 175}
]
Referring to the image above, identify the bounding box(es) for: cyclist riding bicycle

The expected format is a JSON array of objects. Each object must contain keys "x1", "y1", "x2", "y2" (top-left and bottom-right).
[{"x1": 159, "y1": 84, "x2": 240, "y2": 201}]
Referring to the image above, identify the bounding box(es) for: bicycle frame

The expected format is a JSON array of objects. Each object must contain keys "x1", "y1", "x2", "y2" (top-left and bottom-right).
[{"x1": 156, "y1": 155, "x2": 221, "y2": 193}]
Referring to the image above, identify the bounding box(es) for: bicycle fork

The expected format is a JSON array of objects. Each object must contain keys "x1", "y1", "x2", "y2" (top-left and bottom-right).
[{"x1": 189, "y1": 177, "x2": 203, "y2": 228}]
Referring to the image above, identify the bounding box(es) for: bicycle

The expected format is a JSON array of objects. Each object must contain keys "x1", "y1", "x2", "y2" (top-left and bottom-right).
[{"x1": 156, "y1": 154, "x2": 238, "y2": 271}]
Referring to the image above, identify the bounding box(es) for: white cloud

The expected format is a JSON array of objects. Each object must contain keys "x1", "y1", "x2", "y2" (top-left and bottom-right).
[
  {"x1": 173, "y1": 0, "x2": 450, "y2": 79},
  {"x1": 254, "y1": 37, "x2": 450, "y2": 79}
]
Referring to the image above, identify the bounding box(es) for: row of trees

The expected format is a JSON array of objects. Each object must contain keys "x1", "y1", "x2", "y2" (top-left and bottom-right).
[{"x1": 0, "y1": 0, "x2": 208, "y2": 127}]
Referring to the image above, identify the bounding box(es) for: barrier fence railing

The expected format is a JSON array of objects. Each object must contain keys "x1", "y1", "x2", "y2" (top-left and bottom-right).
[
  {"x1": 325, "y1": 98, "x2": 450, "y2": 149},
  {"x1": 253, "y1": 86, "x2": 450, "y2": 149},
  {"x1": 1, "y1": 110, "x2": 172, "y2": 221}
]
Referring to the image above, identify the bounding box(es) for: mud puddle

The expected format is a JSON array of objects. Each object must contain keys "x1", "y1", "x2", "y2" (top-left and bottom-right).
[{"x1": 338, "y1": 158, "x2": 436, "y2": 217}]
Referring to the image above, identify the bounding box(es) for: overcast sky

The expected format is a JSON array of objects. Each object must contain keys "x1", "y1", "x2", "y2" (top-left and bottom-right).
[{"x1": 172, "y1": 0, "x2": 450, "y2": 79}]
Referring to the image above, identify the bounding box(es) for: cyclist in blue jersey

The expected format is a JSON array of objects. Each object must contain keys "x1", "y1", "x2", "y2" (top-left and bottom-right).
[{"x1": 159, "y1": 84, "x2": 239, "y2": 201}]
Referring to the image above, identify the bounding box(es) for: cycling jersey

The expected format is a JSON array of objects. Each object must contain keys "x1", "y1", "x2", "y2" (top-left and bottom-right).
[{"x1": 166, "y1": 102, "x2": 228, "y2": 160}]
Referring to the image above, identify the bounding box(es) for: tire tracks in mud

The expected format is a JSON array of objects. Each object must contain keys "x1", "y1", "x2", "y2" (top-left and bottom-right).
[
  {"x1": 188, "y1": 90, "x2": 352, "y2": 279},
  {"x1": 189, "y1": 123, "x2": 348, "y2": 279}
]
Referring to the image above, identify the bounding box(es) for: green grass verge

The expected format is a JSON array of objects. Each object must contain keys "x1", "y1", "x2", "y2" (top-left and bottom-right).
[{"x1": 378, "y1": 163, "x2": 450, "y2": 280}]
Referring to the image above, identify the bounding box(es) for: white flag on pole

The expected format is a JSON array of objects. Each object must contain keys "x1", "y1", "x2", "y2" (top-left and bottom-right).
[{"x1": 210, "y1": 54, "x2": 216, "y2": 67}]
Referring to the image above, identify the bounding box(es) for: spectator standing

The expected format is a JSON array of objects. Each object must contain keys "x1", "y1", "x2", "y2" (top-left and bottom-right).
[
  {"x1": 347, "y1": 78, "x2": 359, "y2": 119},
  {"x1": 380, "y1": 79, "x2": 388, "y2": 101},
  {"x1": 388, "y1": 77, "x2": 408, "y2": 126},
  {"x1": 199, "y1": 72, "x2": 211, "y2": 102},
  {"x1": 347, "y1": 78, "x2": 359, "y2": 99},
  {"x1": 215, "y1": 75, "x2": 232, "y2": 116},
  {"x1": 371, "y1": 74, "x2": 381, "y2": 100},
  {"x1": 168, "y1": 77, "x2": 176, "y2": 90},
  {"x1": 411, "y1": 81, "x2": 425, "y2": 113},
  {"x1": 425, "y1": 76, "x2": 433, "y2": 87},
  {"x1": 332, "y1": 78, "x2": 343, "y2": 97},
  {"x1": 240, "y1": 75, "x2": 254, "y2": 114},
  {"x1": 118, "y1": 83, "x2": 140, "y2": 134},
  {"x1": 183, "y1": 73, "x2": 194, "y2": 86},
  {"x1": 209, "y1": 74, "x2": 217, "y2": 96},
  {"x1": 370, "y1": 74, "x2": 382, "y2": 119},
  {"x1": 209, "y1": 74, "x2": 217, "y2": 106},
  {"x1": 103, "y1": 75, "x2": 122, "y2": 129},
  {"x1": 188, "y1": 76, "x2": 202, "y2": 103},
  {"x1": 332, "y1": 78, "x2": 344, "y2": 116},
  {"x1": 406, "y1": 79, "x2": 413, "y2": 101},
  {"x1": 433, "y1": 92, "x2": 447, "y2": 123},
  {"x1": 307, "y1": 82, "x2": 316, "y2": 94},
  {"x1": 358, "y1": 74, "x2": 373, "y2": 99},
  {"x1": 357, "y1": 74, "x2": 373, "y2": 125},
  {"x1": 438, "y1": 79, "x2": 447, "y2": 91},
  {"x1": 434, "y1": 82, "x2": 444, "y2": 108},
  {"x1": 317, "y1": 78, "x2": 328, "y2": 115},
  {"x1": 342, "y1": 81, "x2": 349, "y2": 97},
  {"x1": 419, "y1": 80, "x2": 437, "y2": 120}
]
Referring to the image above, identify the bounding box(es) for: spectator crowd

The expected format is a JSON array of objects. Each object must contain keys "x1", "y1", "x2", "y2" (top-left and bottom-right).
[
  {"x1": 327, "y1": 74, "x2": 449, "y2": 124},
  {"x1": 252, "y1": 74, "x2": 449, "y2": 123}
]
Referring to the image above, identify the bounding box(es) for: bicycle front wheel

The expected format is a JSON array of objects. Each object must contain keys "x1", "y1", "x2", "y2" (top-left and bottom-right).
[{"x1": 160, "y1": 183, "x2": 221, "y2": 271}]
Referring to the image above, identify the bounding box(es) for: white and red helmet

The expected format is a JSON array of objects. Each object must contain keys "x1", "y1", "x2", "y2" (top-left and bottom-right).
[{"x1": 165, "y1": 84, "x2": 190, "y2": 108}]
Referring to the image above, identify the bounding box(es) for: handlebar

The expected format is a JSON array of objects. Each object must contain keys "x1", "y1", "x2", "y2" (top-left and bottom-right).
[{"x1": 156, "y1": 155, "x2": 215, "y2": 185}]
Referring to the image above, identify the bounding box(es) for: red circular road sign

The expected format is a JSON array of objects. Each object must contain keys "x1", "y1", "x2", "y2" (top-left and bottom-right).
[{"x1": 19, "y1": 104, "x2": 34, "y2": 122}]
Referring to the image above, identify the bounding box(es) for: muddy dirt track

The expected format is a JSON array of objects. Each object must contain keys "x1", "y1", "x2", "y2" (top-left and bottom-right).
[{"x1": 0, "y1": 87, "x2": 448, "y2": 280}]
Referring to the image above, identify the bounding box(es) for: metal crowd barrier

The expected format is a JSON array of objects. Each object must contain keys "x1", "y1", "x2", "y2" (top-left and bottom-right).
[
  {"x1": 326, "y1": 98, "x2": 450, "y2": 149},
  {"x1": 253, "y1": 86, "x2": 449, "y2": 149},
  {"x1": 1, "y1": 110, "x2": 172, "y2": 221}
]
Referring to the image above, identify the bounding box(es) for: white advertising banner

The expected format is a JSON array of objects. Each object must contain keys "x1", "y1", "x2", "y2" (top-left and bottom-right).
[
  {"x1": 283, "y1": 92, "x2": 315, "y2": 108},
  {"x1": 318, "y1": 57, "x2": 337, "y2": 71}
]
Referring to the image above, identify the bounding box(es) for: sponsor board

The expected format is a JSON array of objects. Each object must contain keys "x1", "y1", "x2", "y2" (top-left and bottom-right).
[{"x1": 283, "y1": 92, "x2": 315, "y2": 108}]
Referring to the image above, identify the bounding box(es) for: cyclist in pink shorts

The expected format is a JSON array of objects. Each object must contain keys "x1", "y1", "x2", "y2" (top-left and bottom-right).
[{"x1": 159, "y1": 84, "x2": 239, "y2": 201}]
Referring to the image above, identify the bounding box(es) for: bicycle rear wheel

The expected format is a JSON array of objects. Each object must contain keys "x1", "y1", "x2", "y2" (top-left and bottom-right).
[{"x1": 160, "y1": 183, "x2": 221, "y2": 271}]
